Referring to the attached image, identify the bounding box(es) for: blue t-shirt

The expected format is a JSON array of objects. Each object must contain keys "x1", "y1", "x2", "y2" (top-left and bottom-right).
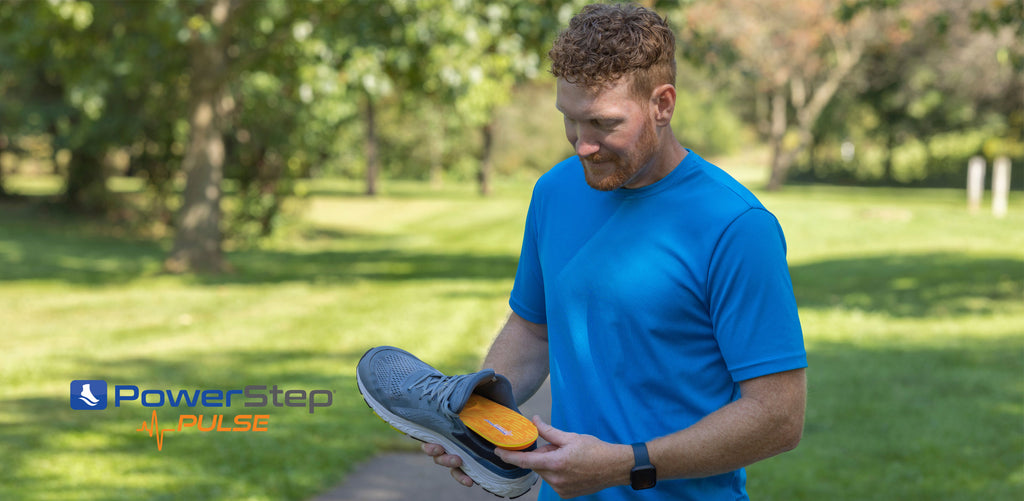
[{"x1": 509, "y1": 151, "x2": 807, "y2": 500}]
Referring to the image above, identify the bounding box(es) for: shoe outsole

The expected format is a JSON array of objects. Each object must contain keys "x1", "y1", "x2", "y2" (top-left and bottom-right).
[{"x1": 356, "y1": 374, "x2": 538, "y2": 499}]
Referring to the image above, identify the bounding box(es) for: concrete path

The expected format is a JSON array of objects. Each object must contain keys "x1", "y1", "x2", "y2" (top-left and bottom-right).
[{"x1": 312, "y1": 379, "x2": 551, "y2": 501}]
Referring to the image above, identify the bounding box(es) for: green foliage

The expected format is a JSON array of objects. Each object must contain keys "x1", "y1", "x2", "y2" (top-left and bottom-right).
[
  {"x1": 491, "y1": 82, "x2": 574, "y2": 178},
  {"x1": 1, "y1": 0, "x2": 363, "y2": 239},
  {"x1": 972, "y1": 0, "x2": 1023, "y2": 30},
  {"x1": 2, "y1": 0, "x2": 1021, "y2": 246},
  {"x1": 790, "y1": 0, "x2": 1024, "y2": 188},
  {"x1": 327, "y1": 0, "x2": 590, "y2": 188},
  {"x1": 671, "y1": 61, "x2": 750, "y2": 156},
  {"x1": 836, "y1": 0, "x2": 902, "y2": 21},
  {"x1": 797, "y1": 130, "x2": 1024, "y2": 188},
  {"x1": 1, "y1": 1, "x2": 164, "y2": 211}
]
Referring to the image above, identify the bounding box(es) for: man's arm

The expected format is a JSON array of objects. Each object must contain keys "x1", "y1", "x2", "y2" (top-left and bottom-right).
[
  {"x1": 649, "y1": 367, "x2": 806, "y2": 478},
  {"x1": 481, "y1": 311, "x2": 549, "y2": 404},
  {"x1": 495, "y1": 368, "x2": 806, "y2": 498},
  {"x1": 422, "y1": 311, "x2": 549, "y2": 486}
]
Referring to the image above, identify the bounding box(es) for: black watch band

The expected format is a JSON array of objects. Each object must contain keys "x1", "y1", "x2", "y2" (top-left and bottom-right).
[{"x1": 629, "y1": 442, "x2": 657, "y2": 490}]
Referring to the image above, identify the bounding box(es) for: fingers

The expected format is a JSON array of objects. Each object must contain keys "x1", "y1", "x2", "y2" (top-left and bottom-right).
[
  {"x1": 421, "y1": 443, "x2": 473, "y2": 487},
  {"x1": 495, "y1": 417, "x2": 575, "y2": 470},
  {"x1": 494, "y1": 447, "x2": 527, "y2": 468},
  {"x1": 533, "y1": 415, "x2": 571, "y2": 446},
  {"x1": 422, "y1": 444, "x2": 463, "y2": 468},
  {"x1": 433, "y1": 454, "x2": 463, "y2": 469},
  {"x1": 450, "y1": 467, "x2": 474, "y2": 487},
  {"x1": 421, "y1": 442, "x2": 443, "y2": 456}
]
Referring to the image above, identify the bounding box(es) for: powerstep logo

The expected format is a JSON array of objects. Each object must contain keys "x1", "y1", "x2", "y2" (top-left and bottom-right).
[
  {"x1": 70, "y1": 380, "x2": 334, "y2": 451},
  {"x1": 70, "y1": 380, "x2": 107, "y2": 410}
]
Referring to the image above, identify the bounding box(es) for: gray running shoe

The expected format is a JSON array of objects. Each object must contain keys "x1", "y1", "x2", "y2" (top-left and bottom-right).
[{"x1": 356, "y1": 346, "x2": 538, "y2": 499}]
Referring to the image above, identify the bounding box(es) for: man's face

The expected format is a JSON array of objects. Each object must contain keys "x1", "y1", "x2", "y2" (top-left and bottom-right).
[{"x1": 556, "y1": 77, "x2": 659, "y2": 191}]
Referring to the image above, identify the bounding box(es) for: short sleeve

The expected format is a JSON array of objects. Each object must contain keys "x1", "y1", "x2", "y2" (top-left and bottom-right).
[
  {"x1": 509, "y1": 189, "x2": 547, "y2": 325},
  {"x1": 708, "y1": 209, "x2": 807, "y2": 382}
]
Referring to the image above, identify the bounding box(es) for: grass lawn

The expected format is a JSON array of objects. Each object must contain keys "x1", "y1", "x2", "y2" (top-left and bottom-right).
[{"x1": 0, "y1": 167, "x2": 1021, "y2": 500}]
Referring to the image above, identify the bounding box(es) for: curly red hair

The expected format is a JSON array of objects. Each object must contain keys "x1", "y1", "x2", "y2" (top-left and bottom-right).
[{"x1": 549, "y1": 3, "x2": 676, "y2": 100}]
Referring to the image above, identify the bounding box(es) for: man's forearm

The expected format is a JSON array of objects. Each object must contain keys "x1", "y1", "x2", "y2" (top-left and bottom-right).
[
  {"x1": 648, "y1": 368, "x2": 806, "y2": 480},
  {"x1": 481, "y1": 312, "x2": 549, "y2": 405}
]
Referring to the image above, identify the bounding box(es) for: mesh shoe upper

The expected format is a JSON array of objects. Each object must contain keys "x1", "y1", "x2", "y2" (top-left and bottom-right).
[
  {"x1": 358, "y1": 346, "x2": 522, "y2": 418},
  {"x1": 356, "y1": 346, "x2": 535, "y2": 483}
]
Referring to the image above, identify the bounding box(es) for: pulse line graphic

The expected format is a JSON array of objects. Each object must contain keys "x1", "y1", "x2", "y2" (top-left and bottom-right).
[
  {"x1": 135, "y1": 410, "x2": 271, "y2": 451},
  {"x1": 136, "y1": 410, "x2": 177, "y2": 451}
]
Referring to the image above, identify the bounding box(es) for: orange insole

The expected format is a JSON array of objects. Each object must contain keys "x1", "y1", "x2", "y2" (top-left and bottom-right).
[{"x1": 459, "y1": 394, "x2": 538, "y2": 450}]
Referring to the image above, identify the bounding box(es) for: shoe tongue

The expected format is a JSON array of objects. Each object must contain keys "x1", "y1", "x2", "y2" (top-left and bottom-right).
[{"x1": 448, "y1": 369, "x2": 496, "y2": 413}]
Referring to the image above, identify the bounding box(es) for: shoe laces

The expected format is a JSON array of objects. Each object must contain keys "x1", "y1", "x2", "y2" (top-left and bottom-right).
[{"x1": 409, "y1": 373, "x2": 469, "y2": 414}]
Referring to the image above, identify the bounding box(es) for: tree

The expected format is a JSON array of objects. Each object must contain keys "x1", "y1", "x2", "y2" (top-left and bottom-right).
[
  {"x1": 164, "y1": 0, "x2": 238, "y2": 273},
  {"x1": 0, "y1": 0, "x2": 113, "y2": 212},
  {"x1": 0, "y1": 0, "x2": 190, "y2": 213},
  {"x1": 442, "y1": 0, "x2": 593, "y2": 195},
  {"x1": 167, "y1": 0, "x2": 353, "y2": 271},
  {"x1": 682, "y1": 0, "x2": 879, "y2": 190},
  {"x1": 793, "y1": 0, "x2": 1023, "y2": 186},
  {"x1": 0, "y1": 0, "x2": 356, "y2": 271},
  {"x1": 332, "y1": 0, "x2": 588, "y2": 196}
]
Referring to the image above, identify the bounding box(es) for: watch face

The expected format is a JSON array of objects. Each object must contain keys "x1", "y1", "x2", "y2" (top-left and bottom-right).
[{"x1": 630, "y1": 465, "x2": 657, "y2": 490}]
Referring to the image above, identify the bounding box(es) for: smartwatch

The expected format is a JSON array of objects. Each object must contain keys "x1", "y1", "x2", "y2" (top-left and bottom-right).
[{"x1": 629, "y1": 442, "x2": 657, "y2": 490}]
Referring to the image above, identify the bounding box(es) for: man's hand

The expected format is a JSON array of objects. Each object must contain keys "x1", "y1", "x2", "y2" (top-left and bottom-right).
[
  {"x1": 495, "y1": 416, "x2": 633, "y2": 499},
  {"x1": 421, "y1": 443, "x2": 475, "y2": 488}
]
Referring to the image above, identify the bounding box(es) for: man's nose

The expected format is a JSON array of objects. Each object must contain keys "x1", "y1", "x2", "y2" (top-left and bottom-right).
[{"x1": 574, "y1": 135, "x2": 600, "y2": 158}]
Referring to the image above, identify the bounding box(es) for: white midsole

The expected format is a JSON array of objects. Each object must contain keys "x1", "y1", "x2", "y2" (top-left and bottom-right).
[{"x1": 356, "y1": 376, "x2": 538, "y2": 498}]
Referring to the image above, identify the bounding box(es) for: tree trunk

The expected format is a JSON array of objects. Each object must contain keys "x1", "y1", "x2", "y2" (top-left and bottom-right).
[
  {"x1": 167, "y1": 82, "x2": 227, "y2": 273},
  {"x1": 63, "y1": 148, "x2": 111, "y2": 213},
  {"x1": 364, "y1": 92, "x2": 379, "y2": 196},
  {"x1": 477, "y1": 122, "x2": 494, "y2": 196},
  {"x1": 767, "y1": 38, "x2": 865, "y2": 191},
  {"x1": 254, "y1": 146, "x2": 281, "y2": 237},
  {"x1": 766, "y1": 88, "x2": 789, "y2": 191},
  {"x1": 429, "y1": 109, "x2": 445, "y2": 189},
  {"x1": 883, "y1": 126, "x2": 896, "y2": 183},
  {"x1": 58, "y1": 107, "x2": 112, "y2": 212},
  {"x1": 165, "y1": 0, "x2": 234, "y2": 274},
  {"x1": 0, "y1": 134, "x2": 8, "y2": 199}
]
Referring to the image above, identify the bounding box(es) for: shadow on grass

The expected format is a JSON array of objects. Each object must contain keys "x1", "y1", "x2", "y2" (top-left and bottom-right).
[
  {"x1": 3, "y1": 201, "x2": 1020, "y2": 318},
  {"x1": 209, "y1": 247, "x2": 518, "y2": 286},
  {"x1": 0, "y1": 347, "x2": 405, "y2": 500},
  {"x1": 4, "y1": 343, "x2": 491, "y2": 499},
  {"x1": 751, "y1": 336, "x2": 1024, "y2": 500},
  {"x1": 4, "y1": 339, "x2": 1020, "y2": 500},
  {"x1": 0, "y1": 205, "x2": 518, "y2": 286},
  {"x1": 0, "y1": 202, "x2": 165, "y2": 284},
  {"x1": 791, "y1": 252, "x2": 1024, "y2": 318}
]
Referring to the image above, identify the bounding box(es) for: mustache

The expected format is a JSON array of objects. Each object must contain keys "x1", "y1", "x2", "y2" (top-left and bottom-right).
[{"x1": 582, "y1": 151, "x2": 618, "y2": 164}]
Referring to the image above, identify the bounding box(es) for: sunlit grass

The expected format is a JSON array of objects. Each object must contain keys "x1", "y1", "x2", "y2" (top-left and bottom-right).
[
  {"x1": 749, "y1": 185, "x2": 1023, "y2": 501},
  {"x1": 0, "y1": 172, "x2": 1021, "y2": 500}
]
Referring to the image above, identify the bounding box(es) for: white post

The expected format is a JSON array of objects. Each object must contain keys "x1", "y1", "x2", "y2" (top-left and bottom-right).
[
  {"x1": 967, "y1": 156, "x2": 986, "y2": 213},
  {"x1": 992, "y1": 156, "x2": 1011, "y2": 218}
]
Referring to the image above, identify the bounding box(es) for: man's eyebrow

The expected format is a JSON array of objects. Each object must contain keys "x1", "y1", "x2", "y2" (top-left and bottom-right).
[{"x1": 555, "y1": 105, "x2": 620, "y2": 123}]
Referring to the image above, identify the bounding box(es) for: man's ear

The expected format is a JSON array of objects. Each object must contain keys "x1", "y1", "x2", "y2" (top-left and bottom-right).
[{"x1": 650, "y1": 84, "x2": 676, "y2": 127}]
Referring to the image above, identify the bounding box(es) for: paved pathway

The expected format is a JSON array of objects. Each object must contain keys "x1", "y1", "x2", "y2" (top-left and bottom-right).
[{"x1": 312, "y1": 379, "x2": 551, "y2": 501}]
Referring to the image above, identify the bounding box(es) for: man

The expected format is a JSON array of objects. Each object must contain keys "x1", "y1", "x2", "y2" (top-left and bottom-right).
[{"x1": 424, "y1": 3, "x2": 807, "y2": 499}]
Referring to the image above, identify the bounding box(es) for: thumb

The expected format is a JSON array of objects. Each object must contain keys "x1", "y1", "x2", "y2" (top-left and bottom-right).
[{"x1": 532, "y1": 415, "x2": 573, "y2": 446}]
